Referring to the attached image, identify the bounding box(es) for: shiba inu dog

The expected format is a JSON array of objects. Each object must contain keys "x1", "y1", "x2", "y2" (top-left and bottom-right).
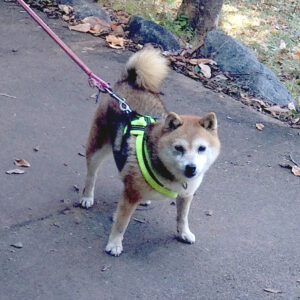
[{"x1": 80, "y1": 46, "x2": 221, "y2": 256}]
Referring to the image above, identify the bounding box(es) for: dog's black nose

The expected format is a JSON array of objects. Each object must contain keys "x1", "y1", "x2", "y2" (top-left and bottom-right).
[{"x1": 184, "y1": 164, "x2": 197, "y2": 178}]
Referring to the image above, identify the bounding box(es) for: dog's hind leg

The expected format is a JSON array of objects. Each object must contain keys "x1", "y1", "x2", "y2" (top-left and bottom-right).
[
  {"x1": 81, "y1": 145, "x2": 110, "y2": 208},
  {"x1": 81, "y1": 115, "x2": 110, "y2": 208}
]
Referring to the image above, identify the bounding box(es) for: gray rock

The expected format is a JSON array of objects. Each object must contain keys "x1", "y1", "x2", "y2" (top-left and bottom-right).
[
  {"x1": 198, "y1": 30, "x2": 295, "y2": 106},
  {"x1": 127, "y1": 16, "x2": 181, "y2": 53}
]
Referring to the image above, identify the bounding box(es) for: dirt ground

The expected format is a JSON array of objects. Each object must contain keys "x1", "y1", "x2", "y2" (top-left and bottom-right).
[{"x1": 0, "y1": 2, "x2": 299, "y2": 299}]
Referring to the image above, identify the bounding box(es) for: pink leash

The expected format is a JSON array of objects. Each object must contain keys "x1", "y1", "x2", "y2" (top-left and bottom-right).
[
  {"x1": 16, "y1": 0, "x2": 133, "y2": 113},
  {"x1": 17, "y1": 0, "x2": 109, "y2": 90}
]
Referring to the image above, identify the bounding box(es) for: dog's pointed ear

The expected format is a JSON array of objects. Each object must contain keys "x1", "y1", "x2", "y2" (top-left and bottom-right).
[
  {"x1": 164, "y1": 112, "x2": 182, "y2": 131},
  {"x1": 200, "y1": 112, "x2": 217, "y2": 132}
]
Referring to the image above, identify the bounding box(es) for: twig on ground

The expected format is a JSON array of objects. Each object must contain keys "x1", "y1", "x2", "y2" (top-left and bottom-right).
[
  {"x1": 188, "y1": 40, "x2": 204, "y2": 55},
  {"x1": 0, "y1": 92, "x2": 16, "y2": 99},
  {"x1": 133, "y1": 217, "x2": 146, "y2": 224},
  {"x1": 288, "y1": 154, "x2": 299, "y2": 166}
]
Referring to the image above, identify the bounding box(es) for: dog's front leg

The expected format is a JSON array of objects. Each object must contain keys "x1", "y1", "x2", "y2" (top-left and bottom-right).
[
  {"x1": 176, "y1": 195, "x2": 195, "y2": 244},
  {"x1": 106, "y1": 194, "x2": 138, "y2": 256}
]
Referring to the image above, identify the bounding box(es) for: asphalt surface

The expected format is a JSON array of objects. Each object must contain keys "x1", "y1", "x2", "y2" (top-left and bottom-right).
[{"x1": 0, "y1": 2, "x2": 299, "y2": 299}]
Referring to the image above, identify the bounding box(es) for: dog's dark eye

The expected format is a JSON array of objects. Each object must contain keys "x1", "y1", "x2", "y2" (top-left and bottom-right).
[
  {"x1": 198, "y1": 146, "x2": 206, "y2": 152},
  {"x1": 175, "y1": 145, "x2": 185, "y2": 154}
]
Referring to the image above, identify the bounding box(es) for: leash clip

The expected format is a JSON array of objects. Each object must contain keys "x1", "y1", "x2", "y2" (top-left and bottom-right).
[{"x1": 104, "y1": 88, "x2": 132, "y2": 114}]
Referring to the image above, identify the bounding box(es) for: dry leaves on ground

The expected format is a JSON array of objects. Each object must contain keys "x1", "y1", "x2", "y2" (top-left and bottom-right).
[
  {"x1": 58, "y1": 4, "x2": 73, "y2": 15},
  {"x1": 291, "y1": 166, "x2": 300, "y2": 176},
  {"x1": 292, "y1": 50, "x2": 300, "y2": 59},
  {"x1": 69, "y1": 17, "x2": 111, "y2": 35},
  {"x1": 106, "y1": 35, "x2": 124, "y2": 49},
  {"x1": 279, "y1": 161, "x2": 300, "y2": 177},
  {"x1": 256, "y1": 123, "x2": 264, "y2": 131},
  {"x1": 189, "y1": 58, "x2": 217, "y2": 65},
  {"x1": 14, "y1": 159, "x2": 30, "y2": 167},
  {"x1": 264, "y1": 105, "x2": 291, "y2": 115},
  {"x1": 69, "y1": 23, "x2": 91, "y2": 33},
  {"x1": 204, "y1": 210, "x2": 213, "y2": 216},
  {"x1": 199, "y1": 63, "x2": 211, "y2": 78},
  {"x1": 101, "y1": 264, "x2": 111, "y2": 272},
  {"x1": 6, "y1": 169, "x2": 25, "y2": 175}
]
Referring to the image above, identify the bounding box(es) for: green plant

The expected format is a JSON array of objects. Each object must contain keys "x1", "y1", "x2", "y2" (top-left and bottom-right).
[{"x1": 160, "y1": 14, "x2": 195, "y2": 42}]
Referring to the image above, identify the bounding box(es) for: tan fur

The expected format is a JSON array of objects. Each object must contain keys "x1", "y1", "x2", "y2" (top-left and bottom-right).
[{"x1": 81, "y1": 46, "x2": 221, "y2": 256}]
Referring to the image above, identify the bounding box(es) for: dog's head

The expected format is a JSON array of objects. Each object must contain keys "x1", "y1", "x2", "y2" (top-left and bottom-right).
[{"x1": 155, "y1": 112, "x2": 220, "y2": 181}]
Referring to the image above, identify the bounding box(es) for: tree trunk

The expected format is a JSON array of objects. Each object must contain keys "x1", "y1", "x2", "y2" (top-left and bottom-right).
[{"x1": 178, "y1": 0, "x2": 224, "y2": 38}]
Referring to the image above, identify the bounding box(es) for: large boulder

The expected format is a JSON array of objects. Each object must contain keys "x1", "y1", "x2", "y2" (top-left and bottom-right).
[
  {"x1": 198, "y1": 30, "x2": 295, "y2": 106},
  {"x1": 127, "y1": 16, "x2": 181, "y2": 53}
]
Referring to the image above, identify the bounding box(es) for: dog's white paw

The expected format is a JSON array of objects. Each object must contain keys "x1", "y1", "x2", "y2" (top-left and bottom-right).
[
  {"x1": 80, "y1": 197, "x2": 94, "y2": 208},
  {"x1": 105, "y1": 242, "x2": 123, "y2": 256},
  {"x1": 177, "y1": 230, "x2": 195, "y2": 244}
]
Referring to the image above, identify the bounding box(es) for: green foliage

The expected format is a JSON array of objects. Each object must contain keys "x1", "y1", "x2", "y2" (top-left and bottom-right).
[{"x1": 160, "y1": 14, "x2": 195, "y2": 42}]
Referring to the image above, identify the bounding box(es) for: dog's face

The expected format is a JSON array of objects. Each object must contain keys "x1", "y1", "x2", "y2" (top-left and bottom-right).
[{"x1": 157, "y1": 113, "x2": 220, "y2": 181}]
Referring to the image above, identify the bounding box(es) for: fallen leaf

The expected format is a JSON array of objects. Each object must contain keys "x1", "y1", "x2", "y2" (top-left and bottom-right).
[
  {"x1": 204, "y1": 210, "x2": 213, "y2": 216},
  {"x1": 101, "y1": 264, "x2": 111, "y2": 272},
  {"x1": 58, "y1": 4, "x2": 73, "y2": 15},
  {"x1": 189, "y1": 58, "x2": 217, "y2": 65},
  {"x1": 89, "y1": 24, "x2": 102, "y2": 34},
  {"x1": 292, "y1": 166, "x2": 300, "y2": 176},
  {"x1": 256, "y1": 123, "x2": 264, "y2": 131},
  {"x1": 62, "y1": 15, "x2": 70, "y2": 21},
  {"x1": 188, "y1": 71, "x2": 199, "y2": 79},
  {"x1": 263, "y1": 288, "x2": 282, "y2": 294},
  {"x1": 251, "y1": 5, "x2": 258, "y2": 10},
  {"x1": 69, "y1": 23, "x2": 91, "y2": 33},
  {"x1": 10, "y1": 242, "x2": 23, "y2": 249},
  {"x1": 264, "y1": 105, "x2": 290, "y2": 115},
  {"x1": 14, "y1": 159, "x2": 30, "y2": 167},
  {"x1": 199, "y1": 63, "x2": 211, "y2": 78},
  {"x1": 106, "y1": 35, "x2": 124, "y2": 49},
  {"x1": 250, "y1": 98, "x2": 267, "y2": 108},
  {"x1": 82, "y1": 16, "x2": 111, "y2": 34},
  {"x1": 292, "y1": 118, "x2": 300, "y2": 124},
  {"x1": 73, "y1": 185, "x2": 80, "y2": 192},
  {"x1": 292, "y1": 50, "x2": 300, "y2": 59},
  {"x1": 6, "y1": 169, "x2": 25, "y2": 175}
]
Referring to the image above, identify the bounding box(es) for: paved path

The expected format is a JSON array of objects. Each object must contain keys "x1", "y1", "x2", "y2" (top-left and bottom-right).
[{"x1": 0, "y1": 2, "x2": 299, "y2": 299}]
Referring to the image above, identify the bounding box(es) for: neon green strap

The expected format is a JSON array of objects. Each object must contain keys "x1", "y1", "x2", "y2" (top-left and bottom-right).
[{"x1": 131, "y1": 116, "x2": 178, "y2": 198}]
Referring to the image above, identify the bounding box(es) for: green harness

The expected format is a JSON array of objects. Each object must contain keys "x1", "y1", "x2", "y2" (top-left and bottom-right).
[{"x1": 125, "y1": 115, "x2": 178, "y2": 199}]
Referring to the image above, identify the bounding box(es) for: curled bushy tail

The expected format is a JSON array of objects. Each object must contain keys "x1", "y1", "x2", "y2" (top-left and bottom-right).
[{"x1": 124, "y1": 46, "x2": 169, "y2": 93}]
